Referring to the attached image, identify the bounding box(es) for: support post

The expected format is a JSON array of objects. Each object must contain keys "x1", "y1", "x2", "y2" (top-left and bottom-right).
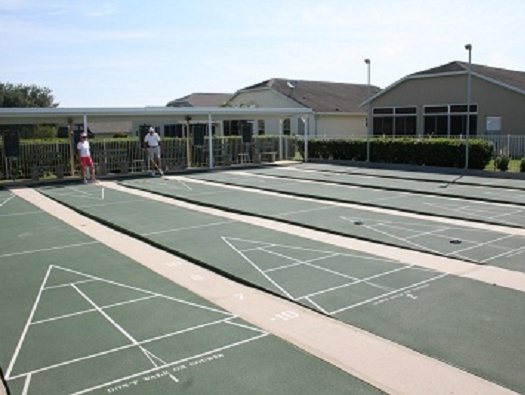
[
  {"x1": 68, "y1": 118, "x2": 75, "y2": 176},
  {"x1": 365, "y1": 58, "x2": 371, "y2": 162},
  {"x1": 208, "y1": 113, "x2": 213, "y2": 169},
  {"x1": 465, "y1": 44, "x2": 472, "y2": 169}
]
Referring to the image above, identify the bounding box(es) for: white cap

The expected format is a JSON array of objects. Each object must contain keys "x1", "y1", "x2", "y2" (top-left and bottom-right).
[
  {"x1": 80, "y1": 133, "x2": 87, "y2": 137},
  {"x1": 149, "y1": 127, "x2": 155, "y2": 132}
]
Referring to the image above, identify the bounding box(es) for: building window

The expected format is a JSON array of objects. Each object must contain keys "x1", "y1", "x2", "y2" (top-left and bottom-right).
[
  {"x1": 298, "y1": 118, "x2": 306, "y2": 136},
  {"x1": 258, "y1": 120, "x2": 265, "y2": 135},
  {"x1": 164, "y1": 124, "x2": 183, "y2": 138},
  {"x1": 223, "y1": 120, "x2": 241, "y2": 136},
  {"x1": 283, "y1": 118, "x2": 291, "y2": 135},
  {"x1": 372, "y1": 107, "x2": 416, "y2": 136},
  {"x1": 424, "y1": 104, "x2": 477, "y2": 136}
]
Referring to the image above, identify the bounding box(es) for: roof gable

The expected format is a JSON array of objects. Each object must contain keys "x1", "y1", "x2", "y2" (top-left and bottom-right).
[
  {"x1": 167, "y1": 93, "x2": 232, "y2": 107},
  {"x1": 413, "y1": 61, "x2": 525, "y2": 93},
  {"x1": 237, "y1": 78, "x2": 381, "y2": 113},
  {"x1": 368, "y1": 61, "x2": 525, "y2": 104}
]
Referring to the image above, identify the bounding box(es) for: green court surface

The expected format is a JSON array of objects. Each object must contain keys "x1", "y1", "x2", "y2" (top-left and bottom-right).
[
  {"x1": 121, "y1": 177, "x2": 525, "y2": 273},
  {"x1": 293, "y1": 162, "x2": 525, "y2": 191},
  {"x1": 185, "y1": 168, "x2": 525, "y2": 228},
  {"x1": 0, "y1": 190, "x2": 383, "y2": 395},
  {"x1": 36, "y1": 181, "x2": 525, "y2": 394}
]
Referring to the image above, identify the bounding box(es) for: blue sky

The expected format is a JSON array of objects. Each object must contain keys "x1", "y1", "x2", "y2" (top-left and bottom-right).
[{"x1": 1, "y1": 0, "x2": 524, "y2": 107}]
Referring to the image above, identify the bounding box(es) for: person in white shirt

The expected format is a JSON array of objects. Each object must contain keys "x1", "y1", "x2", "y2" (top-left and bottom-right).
[
  {"x1": 143, "y1": 126, "x2": 162, "y2": 175},
  {"x1": 77, "y1": 133, "x2": 97, "y2": 183}
]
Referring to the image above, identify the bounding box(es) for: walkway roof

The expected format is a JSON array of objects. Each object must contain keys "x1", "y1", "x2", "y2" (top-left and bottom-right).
[{"x1": 0, "y1": 106, "x2": 314, "y2": 125}]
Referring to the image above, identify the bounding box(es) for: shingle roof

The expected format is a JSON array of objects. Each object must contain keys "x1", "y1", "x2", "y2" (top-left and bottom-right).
[
  {"x1": 411, "y1": 61, "x2": 525, "y2": 93},
  {"x1": 166, "y1": 93, "x2": 232, "y2": 107},
  {"x1": 238, "y1": 78, "x2": 381, "y2": 113}
]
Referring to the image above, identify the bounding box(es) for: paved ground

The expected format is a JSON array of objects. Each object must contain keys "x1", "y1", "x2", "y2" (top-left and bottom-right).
[
  {"x1": 0, "y1": 189, "x2": 380, "y2": 395},
  {"x1": 1, "y1": 163, "x2": 525, "y2": 395},
  {"x1": 120, "y1": 175, "x2": 525, "y2": 272}
]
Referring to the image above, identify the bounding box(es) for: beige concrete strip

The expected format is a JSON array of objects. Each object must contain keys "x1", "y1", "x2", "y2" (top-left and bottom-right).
[
  {"x1": 12, "y1": 187, "x2": 519, "y2": 395},
  {"x1": 0, "y1": 381, "x2": 6, "y2": 395},
  {"x1": 109, "y1": 181, "x2": 525, "y2": 294}
]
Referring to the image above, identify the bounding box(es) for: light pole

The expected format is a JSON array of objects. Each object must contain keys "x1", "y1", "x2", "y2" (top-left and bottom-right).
[
  {"x1": 365, "y1": 58, "x2": 371, "y2": 162},
  {"x1": 465, "y1": 44, "x2": 472, "y2": 169}
]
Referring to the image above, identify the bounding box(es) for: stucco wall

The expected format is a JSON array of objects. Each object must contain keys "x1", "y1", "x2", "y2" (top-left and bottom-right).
[
  {"x1": 315, "y1": 115, "x2": 367, "y2": 138},
  {"x1": 373, "y1": 74, "x2": 525, "y2": 135},
  {"x1": 231, "y1": 89, "x2": 367, "y2": 138}
]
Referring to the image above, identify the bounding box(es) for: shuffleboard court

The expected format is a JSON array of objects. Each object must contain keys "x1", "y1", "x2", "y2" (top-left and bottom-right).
[
  {"x1": 0, "y1": 190, "x2": 382, "y2": 395},
  {"x1": 250, "y1": 165, "x2": 525, "y2": 204},
  {"x1": 119, "y1": 177, "x2": 525, "y2": 273},
  {"x1": 37, "y1": 183, "x2": 525, "y2": 394},
  {"x1": 295, "y1": 162, "x2": 525, "y2": 190},
  {"x1": 184, "y1": 170, "x2": 525, "y2": 228}
]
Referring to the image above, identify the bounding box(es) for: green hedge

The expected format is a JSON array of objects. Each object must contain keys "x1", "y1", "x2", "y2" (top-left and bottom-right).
[{"x1": 303, "y1": 138, "x2": 493, "y2": 170}]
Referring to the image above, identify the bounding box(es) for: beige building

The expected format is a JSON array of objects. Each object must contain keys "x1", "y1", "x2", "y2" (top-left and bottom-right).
[
  {"x1": 366, "y1": 61, "x2": 525, "y2": 137},
  {"x1": 227, "y1": 78, "x2": 381, "y2": 138}
]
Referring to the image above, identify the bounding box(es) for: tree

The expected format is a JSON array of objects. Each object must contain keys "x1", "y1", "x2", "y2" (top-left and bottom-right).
[
  {"x1": 0, "y1": 82, "x2": 59, "y2": 138},
  {"x1": 0, "y1": 82, "x2": 58, "y2": 108}
]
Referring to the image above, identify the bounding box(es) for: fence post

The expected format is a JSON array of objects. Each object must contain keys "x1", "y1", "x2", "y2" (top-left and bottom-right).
[{"x1": 68, "y1": 118, "x2": 75, "y2": 176}]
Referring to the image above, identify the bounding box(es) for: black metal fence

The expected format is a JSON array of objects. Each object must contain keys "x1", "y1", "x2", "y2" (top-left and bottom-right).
[{"x1": 0, "y1": 136, "x2": 295, "y2": 181}]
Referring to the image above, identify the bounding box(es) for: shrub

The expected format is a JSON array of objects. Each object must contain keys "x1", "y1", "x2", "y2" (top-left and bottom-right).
[
  {"x1": 306, "y1": 137, "x2": 493, "y2": 169},
  {"x1": 520, "y1": 158, "x2": 525, "y2": 172},
  {"x1": 494, "y1": 155, "x2": 510, "y2": 171}
]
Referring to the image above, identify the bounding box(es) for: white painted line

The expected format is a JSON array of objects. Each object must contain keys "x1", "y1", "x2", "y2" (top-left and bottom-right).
[
  {"x1": 450, "y1": 234, "x2": 515, "y2": 255},
  {"x1": 5, "y1": 265, "x2": 53, "y2": 380},
  {"x1": 32, "y1": 295, "x2": 158, "y2": 325},
  {"x1": 45, "y1": 279, "x2": 98, "y2": 290},
  {"x1": 222, "y1": 237, "x2": 295, "y2": 300},
  {"x1": 56, "y1": 266, "x2": 233, "y2": 316},
  {"x1": 0, "y1": 210, "x2": 42, "y2": 218},
  {"x1": 328, "y1": 273, "x2": 449, "y2": 315},
  {"x1": 0, "y1": 194, "x2": 15, "y2": 208},
  {"x1": 21, "y1": 372, "x2": 31, "y2": 395},
  {"x1": 8, "y1": 318, "x2": 234, "y2": 380},
  {"x1": 224, "y1": 319, "x2": 268, "y2": 334},
  {"x1": 70, "y1": 333, "x2": 269, "y2": 395},
  {"x1": 0, "y1": 241, "x2": 99, "y2": 259},
  {"x1": 298, "y1": 265, "x2": 412, "y2": 300},
  {"x1": 481, "y1": 245, "x2": 525, "y2": 263},
  {"x1": 143, "y1": 219, "x2": 233, "y2": 236}
]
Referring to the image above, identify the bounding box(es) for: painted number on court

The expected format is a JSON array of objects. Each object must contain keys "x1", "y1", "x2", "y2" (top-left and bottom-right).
[{"x1": 270, "y1": 310, "x2": 299, "y2": 322}]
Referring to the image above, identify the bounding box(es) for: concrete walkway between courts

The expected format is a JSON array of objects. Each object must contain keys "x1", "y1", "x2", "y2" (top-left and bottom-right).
[{"x1": 11, "y1": 186, "x2": 521, "y2": 395}]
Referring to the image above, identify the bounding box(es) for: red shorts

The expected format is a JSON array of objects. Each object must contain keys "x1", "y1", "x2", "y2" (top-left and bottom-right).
[{"x1": 80, "y1": 156, "x2": 94, "y2": 168}]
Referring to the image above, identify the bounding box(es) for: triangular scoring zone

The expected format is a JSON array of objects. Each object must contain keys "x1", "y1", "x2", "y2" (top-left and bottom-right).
[
  {"x1": 5, "y1": 265, "x2": 238, "y2": 385},
  {"x1": 222, "y1": 236, "x2": 445, "y2": 315}
]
